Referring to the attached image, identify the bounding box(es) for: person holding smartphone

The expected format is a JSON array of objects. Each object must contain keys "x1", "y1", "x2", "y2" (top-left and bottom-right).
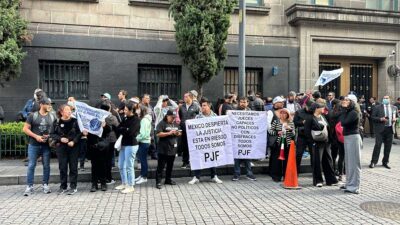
[
  {"x1": 22, "y1": 97, "x2": 56, "y2": 196},
  {"x1": 155, "y1": 110, "x2": 181, "y2": 189}
]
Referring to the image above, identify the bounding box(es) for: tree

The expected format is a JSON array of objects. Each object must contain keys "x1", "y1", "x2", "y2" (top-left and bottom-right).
[
  {"x1": 169, "y1": 0, "x2": 237, "y2": 97},
  {"x1": 0, "y1": 0, "x2": 30, "y2": 87}
]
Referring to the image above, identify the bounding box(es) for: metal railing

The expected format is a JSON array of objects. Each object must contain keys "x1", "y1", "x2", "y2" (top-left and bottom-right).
[{"x1": 0, "y1": 133, "x2": 28, "y2": 159}]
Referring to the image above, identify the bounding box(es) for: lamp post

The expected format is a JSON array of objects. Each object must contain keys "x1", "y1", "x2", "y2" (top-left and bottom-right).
[{"x1": 238, "y1": 0, "x2": 246, "y2": 97}]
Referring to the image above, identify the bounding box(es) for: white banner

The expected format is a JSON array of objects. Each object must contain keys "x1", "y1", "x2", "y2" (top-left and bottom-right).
[
  {"x1": 74, "y1": 101, "x2": 111, "y2": 137},
  {"x1": 314, "y1": 68, "x2": 344, "y2": 86},
  {"x1": 228, "y1": 110, "x2": 267, "y2": 159},
  {"x1": 186, "y1": 116, "x2": 234, "y2": 170}
]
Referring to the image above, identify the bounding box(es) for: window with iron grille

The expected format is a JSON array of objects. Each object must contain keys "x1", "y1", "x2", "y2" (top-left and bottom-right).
[
  {"x1": 39, "y1": 60, "x2": 89, "y2": 100},
  {"x1": 138, "y1": 65, "x2": 181, "y2": 100},
  {"x1": 224, "y1": 68, "x2": 262, "y2": 96}
]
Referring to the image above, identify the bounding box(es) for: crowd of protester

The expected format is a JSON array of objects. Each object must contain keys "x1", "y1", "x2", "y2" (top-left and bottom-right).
[{"x1": 17, "y1": 88, "x2": 399, "y2": 196}]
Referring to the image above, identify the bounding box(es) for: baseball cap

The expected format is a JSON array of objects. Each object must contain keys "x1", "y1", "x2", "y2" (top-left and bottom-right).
[
  {"x1": 39, "y1": 97, "x2": 52, "y2": 105},
  {"x1": 272, "y1": 96, "x2": 285, "y2": 104},
  {"x1": 166, "y1": 110, "x2": 175, "y2": 117},
  {"x1": 346, "y1": 94, "x2": 358, "y2": 103},
  {"x1": 101, "y1": 93, "x2": 111, "y2": 100}
]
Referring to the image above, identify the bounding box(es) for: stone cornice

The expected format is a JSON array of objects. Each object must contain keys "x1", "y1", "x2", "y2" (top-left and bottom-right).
[
  {"x1": 285, "y1": 4, "x2": 400, "y2": 26},
  {"x1": 129, "y1": 0, "x2": 270, "y2": 15},
  {"x1": 51, "y1": 0, "x2": 99, "y2": 2}
]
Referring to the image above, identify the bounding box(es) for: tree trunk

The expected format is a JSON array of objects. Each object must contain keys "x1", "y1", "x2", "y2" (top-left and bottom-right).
[{"x1": 197, "y1": 83, "x2": 203, "y2": 101}]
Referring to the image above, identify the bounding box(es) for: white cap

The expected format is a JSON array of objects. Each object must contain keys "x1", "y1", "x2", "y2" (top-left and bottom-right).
[
  {"x1": 346, "y1": 94, "x2": 357, "y2": 103},
  {"x1": 273, "y1": 96, "x2": 285, "y2": 104}
]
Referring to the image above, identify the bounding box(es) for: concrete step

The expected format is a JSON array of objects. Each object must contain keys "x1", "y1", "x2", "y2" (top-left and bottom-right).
[{"x1": 0, "y1": 158, "x2": 312, "y2": 185}]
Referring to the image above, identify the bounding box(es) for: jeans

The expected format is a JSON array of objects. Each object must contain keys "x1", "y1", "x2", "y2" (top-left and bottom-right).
[
  {"x1": 56, "y1": 145, "x2": 79, "y2": 189},
  {"x1": 138, "y1": 143, "x2": 150, "y2": 178},
  {"x1": 27, "y1": 144, "x2": 51, "y2": 186},
  {"x1": 234, "y1": 159, "x2": 253, "y2": 176},
  {"x1": 119, "y1": 145, "x2": 138, "y2": 186}
]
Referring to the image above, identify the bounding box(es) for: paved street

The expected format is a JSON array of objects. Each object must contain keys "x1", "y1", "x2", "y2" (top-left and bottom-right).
[{"x1": 0, "y1": 138, "x2": 399, "y2": 225}]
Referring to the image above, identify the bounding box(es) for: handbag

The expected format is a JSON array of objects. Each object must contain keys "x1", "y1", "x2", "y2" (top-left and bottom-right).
[
  {"x1": 268, "y1": 135, "x2": 278, "y2": 148},
  {"x1": 114, "y1": 135, "x2": 123, "y2": 151},
  {"x1": 335, "y1": 122, "x2": 344, "y2": 144},
  {"x1": 311, "y1": 118, "x2": 329, "y2": 142}
]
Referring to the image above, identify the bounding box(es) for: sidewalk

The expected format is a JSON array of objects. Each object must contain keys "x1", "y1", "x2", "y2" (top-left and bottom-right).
[{"x1": 0, "y1": 137, "x2": 388, "y2": 185}]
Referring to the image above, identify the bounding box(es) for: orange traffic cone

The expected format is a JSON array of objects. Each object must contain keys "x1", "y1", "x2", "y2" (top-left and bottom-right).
[{"x1": 283, "y1": 140, "x2": 301, "y2": 189}]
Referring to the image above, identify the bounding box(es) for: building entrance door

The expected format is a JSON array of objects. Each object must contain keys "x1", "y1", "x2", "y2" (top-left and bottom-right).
[{"x1": 319, "y1": 57, "x2": 378, "y2": 99}]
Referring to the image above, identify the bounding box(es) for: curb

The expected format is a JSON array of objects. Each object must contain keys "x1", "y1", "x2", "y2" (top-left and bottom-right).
[{"x1": 0, "y1": 164, "x2": 312, "y2": 186}]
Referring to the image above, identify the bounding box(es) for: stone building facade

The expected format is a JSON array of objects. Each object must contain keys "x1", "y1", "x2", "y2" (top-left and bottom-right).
[{"x1": 0, "y1": 0, "x2": 399, "y2": 120}]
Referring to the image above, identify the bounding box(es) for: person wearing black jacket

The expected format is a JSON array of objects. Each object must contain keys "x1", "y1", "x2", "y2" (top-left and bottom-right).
[
  {"x1": 155, "y1": 110, "x2": 181, "y2": 189},
  {"x1": 51, "y1": 104, "x2": 82, "y2": 195},
  {"x1": 87, "y1": 104, "x2": 111, "y2": 193},
  {"x1": 308, "y1": 102, "x2": 338, "y2": 187},
  {"x1": 178, "y1": 92, "x2": 200, "y2": 168},
  {"x1": 340, "y1": 95, "x2": 362, "y2": 194},
  {"x1": 293, "y1": 99, "x2": 314, "y2": 172},
  {"x1": 114, "y1": 100, "x2": 141, "y2": 194},
  {"x1": 328, "y1": 99, "x2": 345, "y2": 180}
]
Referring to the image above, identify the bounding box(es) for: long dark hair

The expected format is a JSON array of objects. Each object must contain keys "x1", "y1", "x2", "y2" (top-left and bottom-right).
[{"x1": 125, "y1": 101, "x2": 139, "y2": 117}]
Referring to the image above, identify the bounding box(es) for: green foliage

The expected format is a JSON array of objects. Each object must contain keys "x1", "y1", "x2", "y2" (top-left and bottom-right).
[
  {"x1": 0, "y1": 122, "x2": 25, "y2": 134},
  {"x1": 0, "y1": 122, "x2": 27, "y2": 157},
  {"x1": 169, "y1": 0, "x2": 237, "y2": 96},
  {"x1": 0, "y1": 0, "x2": 30, "y2": 87}
]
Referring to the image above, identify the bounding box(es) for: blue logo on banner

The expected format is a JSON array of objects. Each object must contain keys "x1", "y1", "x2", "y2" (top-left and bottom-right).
[{"x1": 90, "y1": 118, "x2": 102, "y2": 131}]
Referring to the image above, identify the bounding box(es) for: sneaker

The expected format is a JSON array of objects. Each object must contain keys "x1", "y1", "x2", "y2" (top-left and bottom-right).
[
  {"x1": 43, "y1": 184, "x2": 51, "y2": 194},
  {"x1": 181, "y1": 163, "x2": 189, "y2": 169},
  {"x1": 246, "y1": 175, "x2": 257, "y2": 181},
  {"x1": 135, "y1": 176, "x2": 142, "y2": 182},
  {"x1": 232, "y1": 175, "x2": 239, "y2": 181},
  {"x1": 106, "y1": 180, "x2": 116, "y2": 185},
  {"x1": 67, "y1": 189, "x2": 77, "y2": 195},
  {"x1": 57, "y1": 188, "x2": 67, "y2": 195},
  {"x1": 211, "y1": 176, "x2": 223, "y2": 184},
  {"x1": 250, "y1": 162, "x2": 255, "y2": 167},
  {"x1": 23, "y1": 186, "x2": 34, "y2": 196},
  {"x1": 316, "y1": 183, "x2": 323, "y2": 187},
  {"x1": 136, "y1": 177, "x2": 148, "y2": 185},
  {"x1": 137, "y1": 164, "x2": 141, "y2": 170},
  {"x1": 188, "y1": 177, "x2": 200, "y2": 185},
  {"x1": 115, "y1": 184, "x2": 126, "y2": 190},
  {"x1": 156, "y1": 183, "x2": 162, "y2": 189},
  {"x1": 90, "y1": 185, "x2": 97, "y2": 192},
  {"x1": 101, "y1": 184, "x2": 107, "y2": 191},
  {"x1": 121, "y1": 186, "x2": 135, "y2": 194},
  {"x1": 79, "y1": 167, "x2": 85, "y2": 172}
]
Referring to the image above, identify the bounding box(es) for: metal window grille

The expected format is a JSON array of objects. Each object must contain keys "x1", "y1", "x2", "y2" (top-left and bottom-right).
[
  {"x1": 318, "y1": 62, "x2": 341, "y2": 98},
  {"x1": 39, "y1": 60, "x2": 89, "y2": 100},
  {"x1": 138, "y1": 65, "x2": 181, "y2": 100},
  {"x1": 350, "y1": 64, "x2": 373, "y2": 101},
  {"x1": 224, "y1": 68, "x2": 262, "y2": 96}
]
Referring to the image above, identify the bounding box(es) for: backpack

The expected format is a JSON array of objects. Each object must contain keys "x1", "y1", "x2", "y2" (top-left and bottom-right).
[
  {"x1": 335, "y1": 122, "x2": 344, "y2": 144},
  {"x1": 33, "y1": 111, "x2": 56, "y2": 124}
]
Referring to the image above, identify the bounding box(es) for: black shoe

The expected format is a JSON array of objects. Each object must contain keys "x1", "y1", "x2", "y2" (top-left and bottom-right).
[
  {"x1": 90, "y1": 185, "x2": 97, "y2": 192},
  {"x1": 164, "y1": 180, "x2": 176, "y2": 185},
  {"x1": 181, "y1": 163, "x2": 189, "y2": 169},
  {"x1": 101, "y1": 184, "x2": 107, "y2": 191},
  {"x1": 67, "y1": 188, "x2": 77, "y2": 195},
  {"x1": 369, "y1": 163, "x2": 375, "y2": 168},
  {"x1": 156, "y1": 183, "x2": 162, "y2": 189},
  {"x1": 383, "y1": 164, "x2": 391, "y2": 169}
]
